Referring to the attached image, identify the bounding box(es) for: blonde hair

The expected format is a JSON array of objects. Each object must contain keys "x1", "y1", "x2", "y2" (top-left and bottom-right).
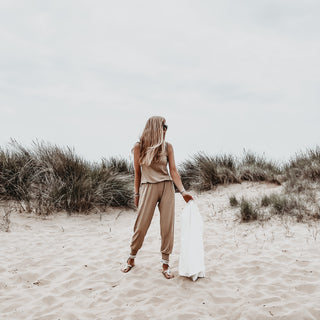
[{"x1": 136, "y1": 116, "x2": 167, "y2": 166}]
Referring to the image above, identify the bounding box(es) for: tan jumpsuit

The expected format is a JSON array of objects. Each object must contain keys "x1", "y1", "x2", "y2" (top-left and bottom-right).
[{"x1": 130, "y1": 142, "x2": 175, "y2": 261}]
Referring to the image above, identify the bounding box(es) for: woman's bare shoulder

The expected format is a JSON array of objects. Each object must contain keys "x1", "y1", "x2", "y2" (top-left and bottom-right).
[
  {"x1": 166, "y1": 142, "x2": 173, "y2": 151},
  {"x1": 131, "y1": 141, "x2": 140, "y2": 154}
]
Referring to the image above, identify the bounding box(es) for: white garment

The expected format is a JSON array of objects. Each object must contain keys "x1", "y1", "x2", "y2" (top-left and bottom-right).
[{"x1": 179, "y1": 200, "x2": 205, "y2": 281}]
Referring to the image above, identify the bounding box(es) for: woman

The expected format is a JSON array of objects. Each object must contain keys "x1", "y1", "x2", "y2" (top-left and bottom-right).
[{"x1": 122, "y1": 116, "x2": 193, "y2": 279}]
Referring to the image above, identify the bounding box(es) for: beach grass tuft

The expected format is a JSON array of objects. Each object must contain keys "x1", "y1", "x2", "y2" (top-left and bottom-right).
[
  {"x1": 229, "y1": 195, "x2": 239, "y2": 207},
  {"x1": 179, "y1": 152, "x2": 239, "y2": 191},
  {"x1": 0, "y1": 140, "x2": 134, "y2": 214},
  {"x1": 285, "y1": 147, "x2": 320, "y2": 182},
  {"x1": 240, "y1": 198, "x2": 258, "y2": 222},
  {"x1": 237, "y1": 150, "x2": 282, "y2": 184},
  {"x1": 179, "y1": 150, "x2": 283, "y2": 192}
]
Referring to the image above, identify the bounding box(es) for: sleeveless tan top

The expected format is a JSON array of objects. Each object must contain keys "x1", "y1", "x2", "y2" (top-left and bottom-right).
[{"x1": 139, "y1": 142, "x2": 172, "y2": 184}]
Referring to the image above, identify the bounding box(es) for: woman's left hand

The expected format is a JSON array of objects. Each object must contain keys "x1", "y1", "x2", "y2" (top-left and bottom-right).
[{"x1": 182, "y1": 192, "x2": 193, "y2": 203}]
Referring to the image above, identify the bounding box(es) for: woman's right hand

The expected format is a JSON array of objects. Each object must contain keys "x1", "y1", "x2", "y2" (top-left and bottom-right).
[
  {"x1": 182, "y1": 192, "x2": 193, "y2": 203},
  {"x1": 134, "y1": 195, "x2": 140, "y2": 207}
]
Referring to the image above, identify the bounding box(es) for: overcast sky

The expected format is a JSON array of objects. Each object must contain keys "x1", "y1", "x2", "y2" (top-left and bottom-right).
[{"x1": 1, "y1": 0, "x2": 319, "y2": 165}]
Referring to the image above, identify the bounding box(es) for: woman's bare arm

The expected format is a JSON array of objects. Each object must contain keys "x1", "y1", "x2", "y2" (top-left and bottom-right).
[
  {"x1": 133, "y1": 143, "x2": 141, "y2": 206},
  {"x1": 167, "y1": 143, "x2": 193, "y2": 202}
]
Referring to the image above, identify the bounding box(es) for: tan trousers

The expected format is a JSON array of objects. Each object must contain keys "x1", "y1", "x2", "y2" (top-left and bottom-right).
[{"x1": 130, "y1": 180, "x2": 175, "y2": 261}]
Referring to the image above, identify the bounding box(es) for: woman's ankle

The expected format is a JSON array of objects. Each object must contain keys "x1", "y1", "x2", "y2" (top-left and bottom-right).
[{"x1": 161, "y1": 253, "x2": 169, "y2": 262}]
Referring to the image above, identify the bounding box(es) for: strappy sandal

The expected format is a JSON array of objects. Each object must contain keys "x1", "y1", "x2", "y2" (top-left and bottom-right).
[
  {"x1": 162, "y1": 259, "x2": 174, "y2": 279},
  {"x1": 122, "y1": 254, "x2": 136, "y2": 273}
]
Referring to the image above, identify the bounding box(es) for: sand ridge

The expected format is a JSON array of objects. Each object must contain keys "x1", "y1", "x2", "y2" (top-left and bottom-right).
[{"x1": 1, "y1": 182, "x2": 320, "y2": 320}]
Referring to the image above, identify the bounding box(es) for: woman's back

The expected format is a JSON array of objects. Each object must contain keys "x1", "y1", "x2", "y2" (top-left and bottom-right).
[{"x1": 138, "y1": 141, "x2": 172, "y2": 184}]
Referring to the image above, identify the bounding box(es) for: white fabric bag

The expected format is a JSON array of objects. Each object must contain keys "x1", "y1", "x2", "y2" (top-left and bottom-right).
[{"x1": 179, "y1": 200, "x2": 205, "y2": 281}]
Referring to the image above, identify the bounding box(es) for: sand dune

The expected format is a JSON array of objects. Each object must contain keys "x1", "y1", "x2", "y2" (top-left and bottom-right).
[{"x1": 1, "y1": 182, "x2": 320, "y2": 320}]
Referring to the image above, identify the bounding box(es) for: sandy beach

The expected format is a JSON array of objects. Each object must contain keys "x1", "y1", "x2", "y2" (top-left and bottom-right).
[{"x1": 1, "y1": 182, "x2": 320, "y2": 320}]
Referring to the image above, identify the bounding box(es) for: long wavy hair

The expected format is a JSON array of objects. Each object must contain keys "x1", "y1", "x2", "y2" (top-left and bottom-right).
[{"x1": 137, "y1": 116, "x2": 167, "y2": 166}]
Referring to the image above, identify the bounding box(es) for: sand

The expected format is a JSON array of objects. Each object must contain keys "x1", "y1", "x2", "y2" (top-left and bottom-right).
[{"x1": 1, "y1": 182, "x2": 320, "y2": 320}]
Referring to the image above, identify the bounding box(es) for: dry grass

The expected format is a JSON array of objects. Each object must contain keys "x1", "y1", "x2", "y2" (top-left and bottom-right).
[
  {"x1": 0, "y1": 140, "x2": 134, "y2": 214},
  {"x1": 179, "y1": 150, "x2": 282, "y2": 192},
  {"x1": 183, "y1": 148, "x2": 320, "y2": 222},
  {"x1": 230, "y1": 184, "x2": 320, "y2": 223},
  {"x1": 1, "y1": 140, "x2": 320, "y2": 220},
  {"x1": 0, "y1": 203, "x2": 13, "y2": 232},
  {"x1": 239, "y1": 198, "x2": 258, "y2": 222},
  {"x1": 229, "y1": 195, "x2": 239, "y2": 207},
  {"x1": 179, "y1": 153, "x2": 239, "y2": 192},
  {"x1": 238, "y1": 151, "x2": 282, "y2": 184},
  {"x1": 284, "y1": 147, "x2": 320, "y2": 181}
]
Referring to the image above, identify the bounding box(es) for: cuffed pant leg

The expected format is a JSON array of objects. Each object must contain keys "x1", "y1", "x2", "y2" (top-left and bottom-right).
[
  {"x1": 130, "y1": 183, "x2": 159, "y2": 256},
  {"x1": 158, "y1": 181, "x2": 175, "y2": 262}
]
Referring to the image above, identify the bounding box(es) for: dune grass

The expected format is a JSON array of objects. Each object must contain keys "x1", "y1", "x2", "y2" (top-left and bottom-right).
[
  {"x1": 284, "y1": 147, "x2": 320, "y2": 181},
  {"x1": 0, "y1": 204, "x2": 12, "y2": 232},
  {"x1": 260, "y1": 191, "x2": 320, "y2": 222},
  {"x1": 179, "y1": 150, "x2": 282, "y2": 192},
  {"x1": 1, "y1": 141, "x2": 319, "y2": 220},
  {"x1": 178, "y1": 153, "x2": 239, "y2": 191},
  {"x1": 229, "y1": 195, "x2": 239, "y2": 207},
  {"x1": 229, "y1": 183, "x2": 320, "y2": 223},
  {"x1": 237, "y1": 151, "x2": 282, "y2": 184},
  {"x1": 239, "y1": 198, "x2": 258, "y2": 222},
  {"x1": 223, "y1": 147, "x2": 320, "y2": 222},
  {"x1": 0, "y1": 141, "x2": 134, "y2": 214}
]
